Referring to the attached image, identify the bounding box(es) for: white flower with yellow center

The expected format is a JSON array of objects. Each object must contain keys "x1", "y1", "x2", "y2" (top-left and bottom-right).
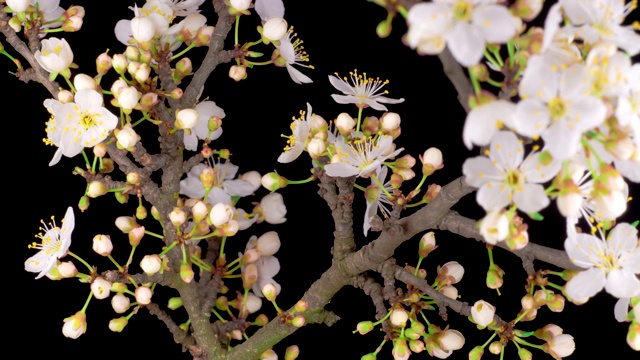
[
  {"x1": 514, "y1": 55, "x2": 607, "y2": 160},
  {"x1": 462, "y1": 131, "x2": 560, "y2": 213},
  {"x1": 25, "y1": 207, "x2": 75, "y2": 279},
  {"x1": 278, "y1": 102, "x2": 312, "y2": 163},
  {"x1": 276, "y1": 28, "x2": 313, "y2": 84},
  {"x1": 34, "y1": 37, "x2": 74, "y2": 79},
  {"x1": 329, "y1": 70, "x2": 404, "y2": 111},
  {"x1": 363, "y1": 166, "x2": 393, "y2": 236},
  {"x1": 559, "y1": 0, "x2": 640, "y2": 55},
  {"x1": 183, "y1": 100, "x2": 225, "y2": 151},
  {"x1": 180, "y1": 161, "x2": 255, "y2": 205},
  {"x1": 325, "y1": 134, "x2": 403, "y2": 178},
  {"x1": 564, "y1": 222, "x2": 640, "y2": 300},
  {"x1": 405, "y1": 0, "x2": 520, "y2": 67},
  {"x1": 54, "y1": 89, "x2": 118, "y2": 161}
]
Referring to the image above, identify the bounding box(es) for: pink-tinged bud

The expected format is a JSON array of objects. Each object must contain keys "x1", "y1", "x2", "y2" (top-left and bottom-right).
[
  {"x1": 390, "y1": 308, "x2": 409, "y2": 327},
  {"x1": 471, "y1": 300, "x2": 496, "y2": 327},
  {"x1": 55, "y1": 89, "x2": 73, "y2": 104},
  {"x1": 489, "y1": 341, "x2": 503, "y2": 355},
  {"x1": 138, "y1": 92, "x2": 159, "y2": 111},
  {"x1": 128, "y1": 225, "x2": 145, "y2": 246},
  {"x1": 261, "y1": 283, "x2": 278, "y2": 301},
  {"x1": 194, "y1": 26, "x2": 214, "y2": 46},
  {"x1": 284, "y1": 345, "x2": 300, "y2": 360},
  {"x1": 209, "y1": 203, "x2": 233, "y2": 227},
  {"x1": 392, "y1": 339, "x2": 411, "y2": 360},
  {"x1": 419, "y1": 231, "x2": 436, "y2": 257},
  {"x1": 91, "y1": 143, "x2": 107, "y2": 158},
  {"x1": 257, "y1": 192, "x2": 287, "y2": 224},
  {"x1": 124, "y1": 46, "x2": 140, "y2": 62},
  {"x1": 437, "y1": 261, "x2": 465, "y2": 285},
  {"x1": 409, "y1": 339, "x2": 425, "y2": 353},
  {"x1": 271, "y1": 48, "x2": 287, "y2": 67},
  {"x1": 534, "y1": 324, "x2": 564, "y2": 341},
  {"x1": 261, "y1": 172, "x2": 288, "y2": 192},
  {"x1": 254, "y1": 314, "x2": 269, "y2": 326},
  {"x1": 479, "y1": 210, "x2": 509, "y2": 245},
  {"x1": 117, "y1": 86, "x2": 142, "y2": 113},
  {"x1": 168, "y1": 297, "x2": 183, "y2": 310},
  {"x1": 92, "y1": 234, "x2": 113, "y2": 256},
  {"x1": 66, "y1": 5, "x2": 85, "y2": 18},
  {"x1": 242, "y1": 263, "x2": 258, "y2": 290},
  {"x1": 191, "y1": 201, "x2": 209, "y2": 223},
  {"x1": 111, "y1": 282, "x2": 127, "y2": 293},
  {"x1": 116, "y1": 124, "x2": 140, "y2": 150},
  {"x1": 521, "y1": 294, "x2": 535, "y2": 310},
  {"x1": 176, "y1": 108, "x2": 199, "y2": 130},
  {"x1": 87, "y1": 181, "x2": 108, "y2": 198},
  {"x1": 170, "y1": 87, "x2": 183, "y2": 99},
  {"x1": 294, "y1": 300, "x2": 309, "y2": 313},
  {"x1": 140, "y1": 254, "x2": 162, "y2": 275},
  {"x1": 216, "y1": 219, "x2": 239, "y2": 236},
  {"x1": 137, "y1": 205, "x2": 148, "y2": 220},
  {"x1": 135, "y1": 286, "x2": 153, "y2": 305},
  {"x1": 440, "y1": 329, "x2": 465, "y2": 351},
  {"x1": 262, "y1": 17, "x2": 288, "y2": 43},
  {"x1": 91, "y1": 277, "x2": 112, "y2": 300},
  {"x1": 469, "y1": 346, "x2": 484, "y2": 360},
  {"x1": 198, "y1": 166, "x2": 215, "y2": 190},
  {"x1": 169, "y1": 207, "x2": 187, "y2": 228},
  {"x1": 62, "y1": 312, "x2": 87, "y2": 339},
  {"x1": 361, "y1": 116, "x2": 379, "y2": 136},
  {"x1": 111, "y1": 293, "x2": 131, "y2": 314},
  {"x1": 244, "y1": 293, "x2": 263, "y2": 314},
  {"x1": 229, "y1": 65, "x2": 247, "y2": 81},
  {"x1": 175, "y1": 57, "x2": 192, "y2": 80},
  {"x1": 134, "y1": 63, "x2": 151, "y2": 83},
  {"x1": 108, "y1": 317, "x2": 128, "y2": 332},
  {"x1": 544, "y1": 334, "x2": 575, "y2": 358},
  {"x1": 423, "y1": 183, "x2": 441, "y2": 203},
  {"x1": 112, "y1": 54, "x2": 128, "y2": 74},
  {"x1": 260, "y1": 349, "x2": 277, "y2": 360},
  {"x1": 421, "y1": 147, "x2": 444, "y2": 175},
  {"x1": 356, "y1": 321, "x2": 374, "y2": 335},
  {"x1": 510, "y1": 0, "x2": 544, "y2": 21},
  {"x1": 335, "y1": 112, "x2": 355, "y2": 135},
  {"x1": 62, "y1": 15, "x2": 83, "y2": 32},
  {"x1": 242, "y1": 248, "x2": 261, "y2": 264},
  {"x1": 96, "y1": 52, "x2": 112, "y2": 75},
  {"x1": 78, "y1": 195, "x2": 90, "y2": 212},
  {"x1": 290, "y1": 315, "x2": 305, "y2": 327},
  {"x1": 257, "y1": 231, "x2": 281, "y2": 256},
  {"x1": 547, "y1": 294, "x2": 565, "y2": 312},
  {"x1": 180, "y1": 263, "x2": 195, "y2": 283},
  {"x1": 439, "y1": 285, "x2": 458, "y2": 299},
  {"x1": 486, "y1": 265, "x2": 505, "y2": 290},
  {"x1": 131, "y1": 16, "x2": 155, "y2": 43},
  {"x1": 380, "y1": 112, "x2": 401, "y2": 132},
  {"x1": 58, "y1": 261, "x2": 78, "y2": 278}
]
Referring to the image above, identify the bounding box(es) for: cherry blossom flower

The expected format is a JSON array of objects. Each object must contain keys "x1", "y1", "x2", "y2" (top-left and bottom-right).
[
  {"x1": 324, "y1": 134, "x2": 403, "y2": 178},
  {"x1": 183, "y1": 100, "x2": 225, "y2": 151},
  {"x1": 463, "y1": 131, "x2": 560, "y2": 214},
  {"x1": 278, "y1": 103, "x2": 312, "y2": 163},
  {"x1": 276, "y1": 29, "x2": 313, "y2": 84},
  {"x1": 180, "y1": 162, "x2": 255, "y2": 205},
  {"x1": 244, "y1": 239, "x2": 281, "y2": 297},
  {"x1": 329, "y1": 70, "x2": 404, "y2": 111},
  {"x1": 34, "y1": 37, "x2": 74, "y2": 78},
  {"x1": 564, "y1": 222, "x2": 640, "y2": 301},
  {"x1": 44, "y1": 89, "x2": 118, "y2": 165},
  {"x1": 363, "y1": 166, "x2": 393, "y2": 236},
  {"x1": 515, "y1": 55, "x2": 607, "y2": 160},
  {"x1": 405, "y1": 0, "x2": 520, "y2": 66},
  {"x1": 559, "y1": 0, "x2": 640, "y2": 55},
  {"x1": 25, "y1": 207, "x2": 75, "y2": 279}
]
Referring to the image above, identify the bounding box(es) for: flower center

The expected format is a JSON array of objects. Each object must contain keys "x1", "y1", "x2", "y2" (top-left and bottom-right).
[
  {"x1": 80, "y1": 113, "x2": 96, "y2": 129},
  {"x1": 453, "y1": 1, "x2": 474, "y2": 22},
  {"x1": 548, "y1": 97, "x2": 567, "y2": 120},
  {"x1": 505, "y1": 169, "x2": 524, "y2": 190}
]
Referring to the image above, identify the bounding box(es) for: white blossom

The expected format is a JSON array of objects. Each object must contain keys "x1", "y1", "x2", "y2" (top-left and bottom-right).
[
  {"x1": 328, "y1": 70, "x2": 404, "y2": 111},
  {"x1": 25, "y1": 207, "x2": 74, "y2": 279}
]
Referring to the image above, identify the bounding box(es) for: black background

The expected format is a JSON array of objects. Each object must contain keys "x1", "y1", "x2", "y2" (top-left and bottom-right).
[{"x1": 6, "y1": 1, "x2": 639, "y2": 359}]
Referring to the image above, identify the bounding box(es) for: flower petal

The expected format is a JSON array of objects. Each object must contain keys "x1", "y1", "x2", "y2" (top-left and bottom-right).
[
  {"x1": 462, "y1": 156, "x2": 503, "y2": 187},
  {"x1": 605, "y1": 269, "x2": 640, "y2": 298},
  {"x1": 514, "y1": 183, "x2": 549, "y2": 213},
  {"x1": 476, "y1": 182, "x2": 512, "y2": 211},
  {"x1": 472, "y1": 4, "x2": 518, "y2": 44},
  {"x1": 445, "y1": 21, "x2": 485, "y2": 67},
  {"x1": 565, "y1": 266, "x2": 606, "y2": 301}
]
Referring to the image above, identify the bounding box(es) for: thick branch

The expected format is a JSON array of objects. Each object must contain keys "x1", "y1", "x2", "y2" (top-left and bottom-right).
[{"x1": 147, "y1": 303, "x2": 197, "y2": 349}]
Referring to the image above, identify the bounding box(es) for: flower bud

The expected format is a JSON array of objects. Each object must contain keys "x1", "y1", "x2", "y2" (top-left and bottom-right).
[
  {"x1": 479, "y1": 210, "x2": 509, "y2": 244},
  {"x1": 544, "y1": 334, "x2": 575, "y2": 358},
  {"x1": 180, "y1": 263, "x2": 195, "y2": 283},
  {"x1": 261, "y1": 172, "x2": 288, "y2": 192},
  {"x1": 230, "y1": 0, "x2": 251, "y2": 11},
  {"x1": 290, "y1": 315, "x2": 305, "y2": 327},
  {"x1": 256, "y1": 231, "x2": 281, "y2": 256},
  {"x1": 92, "y1": 234, "x2": 113, "y2": 256},
  {"x1": 112, "y1": 54, "x2": 128, "y2": 74},
  {"x1": 437, "y1": 261, "x2": 464, "y2": 285},
  {"x1": 111, "y1": 293, "x2": 131, "y2": 314},
  {"x1": 390, "y1": 308, "x2": 409, "y2": 327},
  {"x1": 239, "y1": 171, "x2": 262, "y2": 192},
  {"x1": 229, "y1": 65, "x2": 247, "y2": 81},
  {"x1": 261, "y1": 283, "x2": 278, "y2": 301},
  {"x1": 109, "y1": 317, "x2": 128, "y2": 332},
  {"x1": 262, "y1": 17, "x2": 288, "y2": 43},
  {"x1": 96, "y1": 52, "x2": 112, "y2": 75},
  {"x1": 284, "y1": 345, "x2": 300, "y2": 360},
  {"x1": 486, "y1": 264, "x2": 505, "y2": 290},
  {"x1": 168, "y1": 297, "x2": 183, "y2": 310},
  {"x1": 91, "y1": 277, "x2": 112, "y2": 300},
  {"x1": 135, "y1": 286, "x2": 153, "y2": 305},
  {"x1": 62, "y1": 312, "x2": 87, "y2": 339},
  {"x1": 421, "y1": 147, "x2": 444, "y2": 175},
  {"x1": 242, "y1": 263, "x2": 258, "y2": 290},
  {"x1": 131, "y1": 16, "x2": 155, "y2": 43},
  {"x1": 87, "y1": 181, "x2": 108, "y2": 198},
  {"x1": 440, "y1": 329, "x2": 465, "y2": 351},
  {"x1": 176, "y1": 108, "x2": 199, "y2": 130},
  {"x1": 209, "y1": 203, "x2": 233, "y2": 227},
  {"x1": 57, "y1": 261, "x2": 77, "y2": 278},
  {"x1": 140, "y1": 254, "x2": 162, "y2": 275},
  {"x1": 489, "y1": 341, "x2": 503, "y2": 355},
  {"x1": 335, "y1": 112, "x2": 355, "y2": 135},
  {"x1": 73, "y1": 73, "x2": 96, "y2": 91},
  {"x1": 78, "y1": 195, "x2": 90, "y2": 212},
  {"x1": 439, "y1": 285, "x2": 458, "y2": 300},
  {"x1": 306, "y1": 138, "x2": 326, "y2": 159},
  {"x1": 7, "y1": 0, "x2": 29, "y2": 13},
  {"x1": 469, "y1": 346, "x2": 484, "y2": 360},
  {"x1": 128, "y1": 225, "x2": 145, "y2": 246},
  {"x1": 628, "y1": 321, "x2": 640, "y2": 351},
  {"x1": 418, "y1": 231, "x2": 436, "y2": 257},
  {"x1": 380, "y1": 112, "x2": 401, "y2": 131},
  {"x1": 471, "y1": 300, "x2": 496, "y2": 327}
]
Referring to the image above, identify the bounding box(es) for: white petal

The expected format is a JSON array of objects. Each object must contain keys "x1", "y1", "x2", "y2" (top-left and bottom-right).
[
  {"x1": 615, "y1": 159, "x2": 640, "y2": 183},
  {"x1": 286, "y1": 65, "x2": 312, "y2": 84},
  {"x1": 515, "y1": 99, "x2": 551, "y2": 138},
  {"x1": 328, "y1": 75, "x2": 354, "y2": 95},
  {"x1": 518, "y1": 55, "x2": 558, "y2": 101},
  {"x1": 324, "y1": 163, "x2": 359, "y2": 177},
  {"x1": 489, "y1": 130, "x2": 523, "y2": 170},
  {"x1": 520, "y1": 151, "x2": 561, "y2": 183},
  {"x1": 605, "y1": 269, "x2": 640, "y2": 298},
  {"x1": 472, "y1": 4, "x2": 518, "y2": 44},
  {"x1": 463, "y1": 100, "x2": 516, "y2": 149},
  {"x1": 476, "y1": 182, "x2": 512, "y2": 211},
  {"x1": 513, "y1": 183, "x2": 549, "y2": 213},
  {"x1": 223, "y1": 179, "x2": 256, "y2": 197},
  {"x1": 445, "y1": 21, "x2": 485, "y2": 67},
  {"x1": 254, "y1": 0, "x2": 284, "y2": 21},
  {"x1": 462, "y1": 156, "x2": 503, "y2": 187},
  {"x1": 558, "y1": 63, "x2": 590, "y2": 100},
  {"x1": 114, "y1": 19, "x2": 133, "y2": 45},
  {"x1": 614, "y1": 297, "x2": 631, "y2": 322},
  {"x1": 541, "y1": 121, "x2": 582, "y2": 160},
  {"x1": 564, "y1": 233, "x2": 602, "y2": 268},
  {"x1": 564, "y1": 96, "x2": 606, "y2": 131},
  {"x1": 277, "y1": 144, "x2": 304, "y2": 163},
  {"x1": 256, "y1": 255, "x2": 280, "y2": 279},
  {"x1": 608, "y1": 223, "x2": 639, "y2": 253},
  {"x1": 565, "y1": 266, "x2": 606, "y2": 301}
]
